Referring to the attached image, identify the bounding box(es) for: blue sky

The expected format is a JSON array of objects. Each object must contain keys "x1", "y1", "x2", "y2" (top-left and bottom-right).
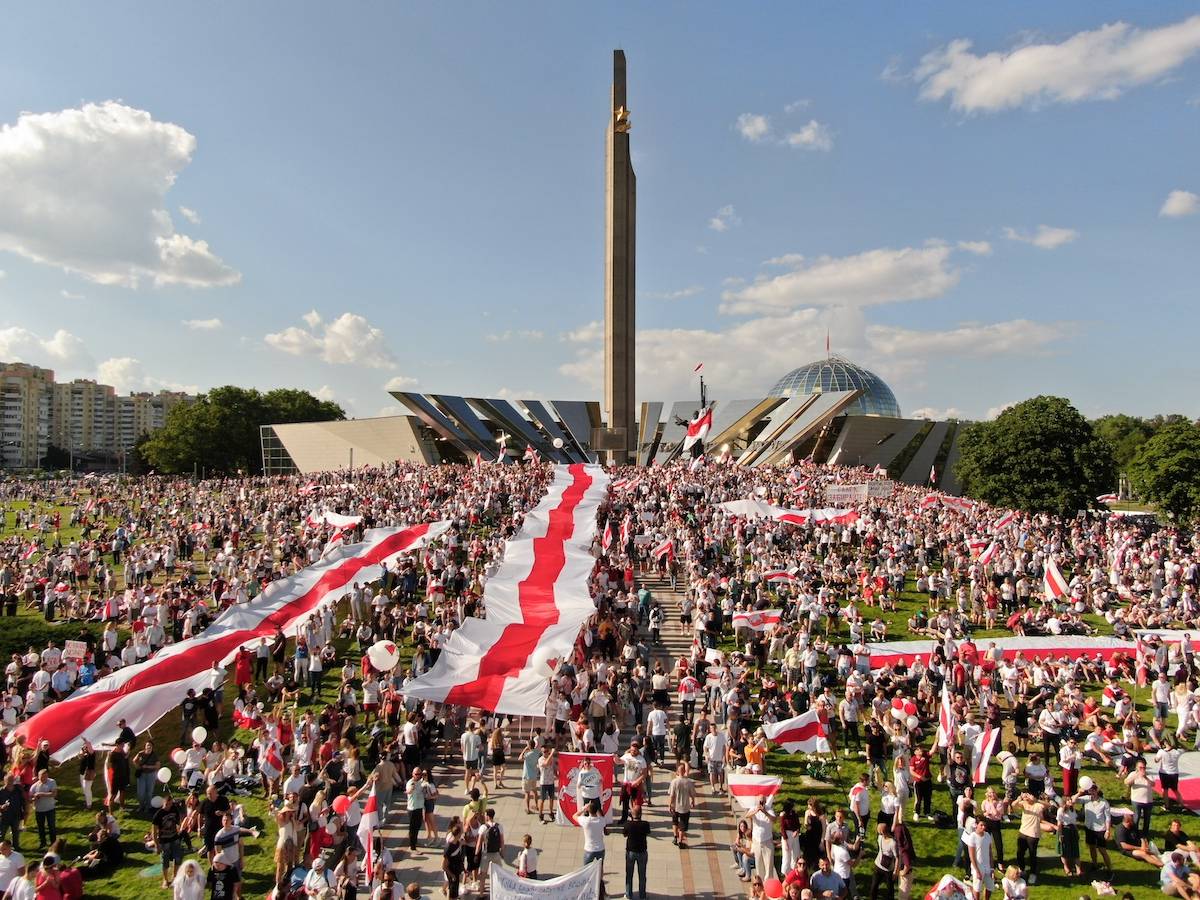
[{"x1": 0, "y1": 3, "x2": 1197, "y2": 421}]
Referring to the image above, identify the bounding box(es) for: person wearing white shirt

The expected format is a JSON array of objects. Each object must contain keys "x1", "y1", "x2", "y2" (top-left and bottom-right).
[
  {"x1": 576, "y1": 801, "x2": 610, "y2": 867},
  {"x1": 741, "y1": 801, "x2": 778, "y2": 880},
  {"x1": 0, "y1": 841, "x2": 25, "y2": 894}
]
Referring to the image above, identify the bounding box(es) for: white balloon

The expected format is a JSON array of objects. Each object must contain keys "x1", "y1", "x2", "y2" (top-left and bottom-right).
[
  {"x1": 192, "y1": 726, "x2": 207, "y2": 744},
  {"x1": 325, "y1": 820, "x2": 338, "y2": 835},
  {"x1": 552, "y1": 438, "x2": 564, "y2": 450},
  {"x1": 367, "y1": 640, "x2": 401, "y2": 672},
  {"x1": 150, "y1": 796, "x2": 164, "y2": 809},
  {"x1": 890, "y1": 707, "x2": 905, "y2": 720},
  {"x1": 157, "y1": 766, "x2": 172, "y2": 784},
  {"x1": 905, "y1": 715, "x2": 918, "y2": 730},
  {"x1": 1078, "y1": 775, "x2": 1094, "y2": 791}
]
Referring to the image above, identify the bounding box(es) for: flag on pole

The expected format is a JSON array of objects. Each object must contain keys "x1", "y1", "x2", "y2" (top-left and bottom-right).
[
  {"x1": 693, "y1": 362, "x2": 703, "y2": 374},
  {"x1": 992, "y1": 511, "x2": 1015, "y2": 531},
  {"x1": 601, "y1": 521, "x2": 613, "y2": 553},
  {"x1": 682, "y1": 407, "x2": 714, "y2": 452},
  {"x1": 971, "y1": 725, "x2": 997, "y2": 784},
  {"x1": 727, "y1": 773, "x2": 783, "y2": 811},
  {"x1": 1136, "y1": 635, "x2": 1149, "y2": 687},
  {"x1": 473, "y1": 452, "x2": 484, "y2": 470},
  {"x1": 259, "y1": 741, "x2": 284, "y2": 780},
  {"x1": 1096, "y1": 493, "x2": 1118, "y2": 504},
  {"x1": 620, "y1": 517, "x2": 631, "y2": 549},
  {"x1": 929, "y1": 464, "x2": 937, "y2": 484},
  {"x1": 978, "y1": 541, "x2": 998, "y2": 566},
  {"x1": 763, "y1": 709, "x2": 830, "y2": 754},
  {"x1": 731, "y1": 609, "x2": 783, "y2": 631},
  {"x1": 871, "y1": 465, "x2": 887, "y2": 477},
  {"x1": 651, "y1": 538, "x2": 674, "y2": 561},
  {"x1": 357, "y1": 786, "x2": 379, "y2": 888},
  {"x1": 936, "y1": 680, "x2": 955, "y2": 749},
  {"x1": 1043, "y1": 557, "x2": 1069, "y2": 600},
  {"x1": 524, "y1": 445, "x2": 539, "y2": 463}
]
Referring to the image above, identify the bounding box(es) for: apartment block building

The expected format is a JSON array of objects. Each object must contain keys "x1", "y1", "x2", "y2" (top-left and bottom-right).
[{"x1": 0, "y1": 361, "x2": 195, "y2": 469}]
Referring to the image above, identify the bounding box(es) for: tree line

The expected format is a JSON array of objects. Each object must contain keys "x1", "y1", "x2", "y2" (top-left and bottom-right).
[{"x1": 956, "y1": 396, "x2": 1200, "y2": 524}]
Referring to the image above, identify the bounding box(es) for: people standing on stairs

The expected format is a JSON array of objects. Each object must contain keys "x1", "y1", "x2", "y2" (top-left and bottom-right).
[{"x1": 405, "y1": 766, "x2": 429, "y2": 852}]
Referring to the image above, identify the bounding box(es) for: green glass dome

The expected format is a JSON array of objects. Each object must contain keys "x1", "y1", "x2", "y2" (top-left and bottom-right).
[{"x1": 768, "y1": 355, "x2": 901, "y2": 417}]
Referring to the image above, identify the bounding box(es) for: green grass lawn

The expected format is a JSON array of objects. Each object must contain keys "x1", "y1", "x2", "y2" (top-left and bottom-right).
[{"x1": 0, "y1": 493, "x2": 1178, "y2": 899}]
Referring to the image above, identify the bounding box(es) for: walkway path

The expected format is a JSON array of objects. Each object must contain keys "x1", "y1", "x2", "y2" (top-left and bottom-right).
[{"x1": 377, "y1": 573, "x2": 743, "y2": 898}]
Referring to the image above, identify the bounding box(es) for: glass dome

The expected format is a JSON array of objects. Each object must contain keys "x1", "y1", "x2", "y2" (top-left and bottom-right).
[{"x1": 768, "y1": 355, "x2": 901, "y2": 417}]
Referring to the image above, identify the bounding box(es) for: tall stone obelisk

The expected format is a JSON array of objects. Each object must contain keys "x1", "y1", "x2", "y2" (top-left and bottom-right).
[{"x1": 603, "y1": 49, "x2": 636, "y2": 464}]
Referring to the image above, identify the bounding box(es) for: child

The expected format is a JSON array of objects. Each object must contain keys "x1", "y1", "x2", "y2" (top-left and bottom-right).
[{"x1": 515, "y1": 834, "x2": 538, "y2": 880}]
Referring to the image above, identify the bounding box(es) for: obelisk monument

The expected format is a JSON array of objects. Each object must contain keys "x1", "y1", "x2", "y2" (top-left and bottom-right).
[{"x1": 603, "y1": 49, "x2": 636, "y2": 464}]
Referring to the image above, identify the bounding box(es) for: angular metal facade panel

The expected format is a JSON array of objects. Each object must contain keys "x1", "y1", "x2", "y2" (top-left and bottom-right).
[{"x1": 900, "y1": 420, "x2": 950, "y2": 486}]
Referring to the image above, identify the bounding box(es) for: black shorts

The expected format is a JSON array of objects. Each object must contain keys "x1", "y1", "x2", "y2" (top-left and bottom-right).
[
  {"x1": 672, "y1": 811, "x2": 690, "y2": 831},
  {"x1": 1085, "y1": 829, "x2": 1105, "y2": 848},
  {"x1": 555, "y1": 721, "x2": 567, "y2": 734},
  {"x1": 492, "y1": 749, "x2": 505, "y2": 766},
  {"x1": 540, "y1": 784, "x2": 555, "y2": 800},
  {"x1": 1161, "y1": 772, "x2": 1179, "y2": 790},
  {"x1": 465, "y1": 759, "x2": 479, "y2": 772}
]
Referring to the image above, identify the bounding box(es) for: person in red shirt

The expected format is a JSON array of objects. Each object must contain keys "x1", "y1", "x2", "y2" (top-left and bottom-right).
[{"x1": 910, "y1": 747, "x2": 933, "y2": 820}]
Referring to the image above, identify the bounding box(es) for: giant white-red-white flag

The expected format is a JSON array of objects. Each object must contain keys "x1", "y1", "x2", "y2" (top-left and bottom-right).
[
  {"x1": 1044, "y1": 557, "x2": 1069, "y2": 600},
  {"x1": 15, "y1": 521, "x2": 450, "y2": 761},
  {"x1": 763, "y1": 709, "x2": 831, "y2": 754},
  {"x1": 728, "y1": 772, "x2": 783, "y2": 811},
  {"x1": 403, "y1": 465, "x2": 608, "y2": 716},
  {"x1": 357, "y1": 786, "x2": 379, "y2": 887},
  {"x1": 682, "y1": 407, "x2": 714, "y2": 452}
]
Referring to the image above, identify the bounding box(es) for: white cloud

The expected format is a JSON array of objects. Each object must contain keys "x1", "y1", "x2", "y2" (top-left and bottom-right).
[
  {"x1": 865, "y1": 319, "x2": 1072, "y2": 357},
  {"x1": 1003, "y1": 225, "x2": 1078, "y2": 249},
  {"x1": 485, "y1": 329, "x2": 544, "y2": 343},
  {"x1": 720, "y1": 243, "x2": 961, "y2": 316},
  {"x1": 562, "y1": 321, "x2": 602, "y2": 344},
  {"x1": 559, "y1": 307, "x2": 1069, "y2": 402},
  {"x1": 60, "y1": 289, "x2": 85, "y2": 300},
  {"x1": 0, "y1": 271, "x2": 6, "y2": 280},
  {"x1": 314, "y1": 385, "x2": 336, "y2": 402},
  {"x1": 763, "y1": 253, "x2": 806, "y2": 267},
  {"x1": 784, "y1": 99, "x2": 811, "y2": 113},
  {"x1": 709, "y1": 205, "x2": 741, "y2": 232},
  {"x1": 1160, "y1": 189, "x2": 1200, "y2": 217},
  {"x1": 985, "y1": 401, "x2": 1017, "y2": 420},
  {"x1": 956, "y1": 240, "x2": 993, "y2": 256},
  {"x1": 182, "y1": 317, "x2": 222, "y2": 330},
  {"x1": 383, "y1": 375, "x2": 419, "y2": 391},
  {"x1": 96, "y1": 356, "x2": 196, "y2": 394},
  {"x1": 178, "y1": 206, "x2": 201, "y2": 224},
  {"x1": 0, "y1": 102, "x2": 239, "y2": 287},
  {"x1": 784, "y1": 120, "x2": 834, "y2": 151},
  {"x1": 265, "y1": 311, "x2": 396, "y2": 369},
  {"x1": 643, "y1": 285, "x2": 703, "y2": 301},
  {"x1": 914, "y1": 15, "x2": 1200, "y2": 113},
  {"x1": 735, "y1": 113, "x2": 772, "y2": 142},
  {"x1": 909, "y1": 406, "x2": 964, "y2": 421},
  {"x1": 0, "y1": 326, "x2": 92, "y2": 370}
]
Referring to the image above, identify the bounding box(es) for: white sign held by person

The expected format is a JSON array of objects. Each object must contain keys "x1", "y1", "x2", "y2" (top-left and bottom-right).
[
  {"x1": 63, "y1": 640, "x2": 88, "y2": 661},
  {"x1": 825, "y1": 483, "x2": 868, "y2": 504},
  {"x1": 490, "y1": 860, "x2": 602, "y2": 900}
]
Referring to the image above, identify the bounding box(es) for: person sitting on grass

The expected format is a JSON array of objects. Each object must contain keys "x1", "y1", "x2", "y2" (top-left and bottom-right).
[{"x1": 1115, "y1": 811, "x2": 1163, "y2": 868}]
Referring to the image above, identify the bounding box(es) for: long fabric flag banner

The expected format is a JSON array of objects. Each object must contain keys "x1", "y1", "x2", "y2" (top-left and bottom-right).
[
  {"x1": 763, "y1": 709, "x2": 830, "y2": 754},
  {"x1": 718, "y1": 499, "x2": 858, "y2": 525},
  {"x1": 16, "y1": 521, "x2": 449, "y2": 761},
  {"x1": 728, "y1": 772, "x2": 783, "y2": 811},
  {"x1": 404, "y1": 464, "x2": 608, "y2": 716},
  {"x1": 865, "y1": 634, "x2": 1135, "y2": 670}
]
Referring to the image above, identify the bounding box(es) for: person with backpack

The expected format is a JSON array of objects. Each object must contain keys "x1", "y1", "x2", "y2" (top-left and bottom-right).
[{"x1": 475, "y1": 808, "x2": 505, "y2": 885}]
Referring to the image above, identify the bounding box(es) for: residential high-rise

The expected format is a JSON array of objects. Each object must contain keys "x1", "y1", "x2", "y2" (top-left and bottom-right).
[
  {"x1": 116, "y1": 391, "x2": 191, "y2": 450},
  {"x1": 0, "y1": 363, "x2": 53, "y2": 469},
  {"x1": 51, "y1": 379, "x2": 117, "y2": 455}
]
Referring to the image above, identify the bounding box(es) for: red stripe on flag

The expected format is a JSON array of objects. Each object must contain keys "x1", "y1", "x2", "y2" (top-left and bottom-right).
[
  {"x1": 770, "y1": 720, "x2": 825, "y2": 743},
  {"x1": 443, "y1": 464, "x2": 592, "y2": 710}
]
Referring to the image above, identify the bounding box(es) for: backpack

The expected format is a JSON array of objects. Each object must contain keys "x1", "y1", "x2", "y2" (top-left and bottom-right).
[{"x1": 486, "y1": 823, "x2": 502, "y2": 853}]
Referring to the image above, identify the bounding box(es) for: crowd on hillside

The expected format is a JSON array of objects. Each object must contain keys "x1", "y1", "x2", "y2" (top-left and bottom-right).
[{"x1": 0, "y1": 457, "x2": 1195, "y2": 899}]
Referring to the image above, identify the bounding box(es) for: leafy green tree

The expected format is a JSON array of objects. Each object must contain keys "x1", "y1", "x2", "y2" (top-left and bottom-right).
[
  {"x1": 1092, "y1": 414, "x2": 1156, "y2": 471},
  {"x1": 955, "y1": 395, "x2": 1116, "y2": 517},
  {"x1": 141, "y1": 386, "x2": 344, "y2": 475},
  {"x1": 1128, "y1": 422, "x2": 1200, "y2": 523}
]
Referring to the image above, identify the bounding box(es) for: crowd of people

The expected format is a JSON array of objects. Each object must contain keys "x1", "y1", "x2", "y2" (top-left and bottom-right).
[{"x1": 0, "y1": 455, "x2": 1195, "y2": 900}]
